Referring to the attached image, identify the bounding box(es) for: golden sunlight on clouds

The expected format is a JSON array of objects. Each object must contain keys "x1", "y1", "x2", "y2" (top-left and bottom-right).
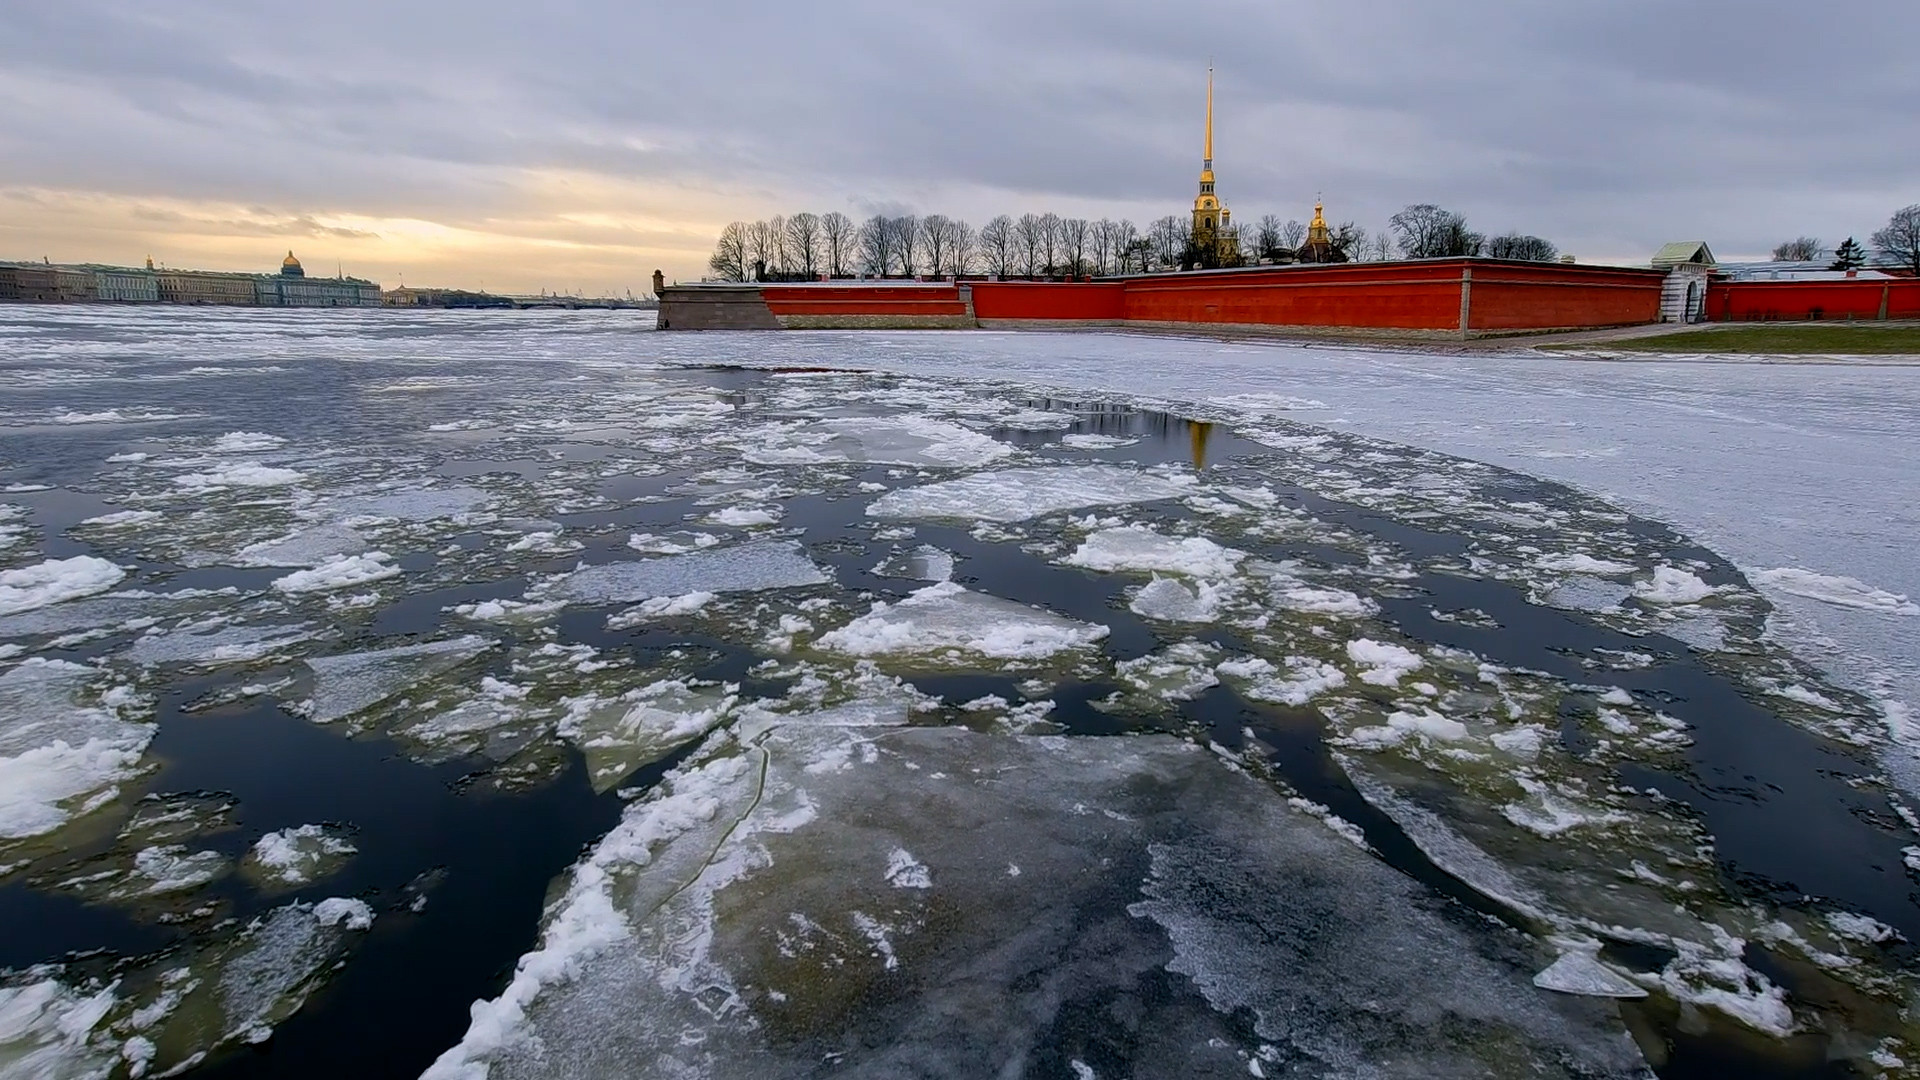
[{"x1": 0, "y1": 169, "x2": 745, "y2": 295}]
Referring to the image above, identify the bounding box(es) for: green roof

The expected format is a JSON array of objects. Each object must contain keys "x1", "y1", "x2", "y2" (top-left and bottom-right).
[{"x1": 1652, "y1": 241, "x2": 1715, "y2": 267}]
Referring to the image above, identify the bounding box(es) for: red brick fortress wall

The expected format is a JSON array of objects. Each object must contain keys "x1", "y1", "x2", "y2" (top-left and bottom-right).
[
  {"x1": 760, "y1": 284, "x2": 968, "y2": 319},
  {"x1": 1463, "y1": 261, "x2": 1664, "y2": 332},
  {"x1": 1704, "y1": 279, "x2": 1920, "y2": 322},
  {"x1": 969, "y1": 281, "x2": 1125, "y2": 322},
  {"x1": 1121, "y1": 261, "x2": 1468, "y2": 333}
]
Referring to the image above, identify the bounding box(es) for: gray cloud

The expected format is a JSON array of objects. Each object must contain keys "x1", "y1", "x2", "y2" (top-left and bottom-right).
[{"x1": 2, "y1": 0, "x2": 1916, "y2": 282}]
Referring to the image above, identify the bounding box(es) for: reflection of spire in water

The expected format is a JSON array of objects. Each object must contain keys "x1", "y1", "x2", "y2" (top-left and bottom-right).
[{"x1": 1189, "y1": 421, "x2": 1212, "y2": 470}]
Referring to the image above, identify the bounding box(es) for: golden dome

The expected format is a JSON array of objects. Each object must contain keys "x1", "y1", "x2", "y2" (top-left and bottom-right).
[{"x1": 283, "y1": 250, "x2": 302, "y2": 269}]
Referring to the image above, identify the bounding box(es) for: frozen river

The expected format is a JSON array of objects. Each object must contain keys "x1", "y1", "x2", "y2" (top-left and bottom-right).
[{"x1": 2, "y1": 307, "x2": 1918, "y2": 1079}]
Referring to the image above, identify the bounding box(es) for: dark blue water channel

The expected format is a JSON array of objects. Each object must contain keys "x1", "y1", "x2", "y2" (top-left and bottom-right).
[{"x1": 0, "y1": 330, "x2": 1910, "y2": 1078}]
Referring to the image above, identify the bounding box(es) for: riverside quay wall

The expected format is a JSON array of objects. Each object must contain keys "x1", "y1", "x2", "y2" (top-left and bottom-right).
[{"x1": 656, "y1": 259, "x2": 1669, "y2": 339}]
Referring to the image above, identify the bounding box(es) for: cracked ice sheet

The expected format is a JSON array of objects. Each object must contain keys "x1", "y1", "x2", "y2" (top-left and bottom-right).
[
  {"x1": 427, "y1": 725, "x2": 1645, "y2": 1079},
  {"x1": 867, "y1": 465, "x2": 1194, "y2": 523}
]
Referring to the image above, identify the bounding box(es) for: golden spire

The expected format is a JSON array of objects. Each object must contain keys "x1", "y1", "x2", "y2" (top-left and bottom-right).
[{"x1": 1204, "y1": 64, "x2": 1214, "y2": 170}]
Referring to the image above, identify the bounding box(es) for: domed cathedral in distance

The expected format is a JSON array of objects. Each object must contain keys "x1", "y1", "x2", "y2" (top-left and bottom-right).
[
  {"x1": 280, "y1": 251, "x2": 306, "y2": 278},
  {"x1": 1188, "y1": 66, "x2": 1241, "y2": 270}
]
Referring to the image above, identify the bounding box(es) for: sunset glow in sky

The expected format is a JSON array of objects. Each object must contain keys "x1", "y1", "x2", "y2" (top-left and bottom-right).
[{"x1": 4, "y1": 1, "x2": 1916, "y2": 292}]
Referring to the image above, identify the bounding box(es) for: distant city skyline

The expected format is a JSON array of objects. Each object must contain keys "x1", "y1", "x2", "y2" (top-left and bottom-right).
[{"x1": 2, "y1": 1, "x2": 1915, "y2": 293}]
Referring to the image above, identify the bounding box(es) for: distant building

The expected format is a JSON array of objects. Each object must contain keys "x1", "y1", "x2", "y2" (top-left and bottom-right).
[
  {"x1": 91, "y1": 258, "x2": 160, "y2": 302},
  {"x1": 254, "y1": 252, "x2": 381, "y2": 306},
  {"x1": 1188, "y1": 67, "x2": 1239, "y2": 268},
  {"x1": 1651, "y1": 241, "x2": 1715, "y2": 323},
  {"x1": 1294, "y1": 199, "x2": 1343, "y2": 264},
  {"x1": 156, "y1": 269, "x2": 259, "y2": 306},
  {"x1": 1712, "y1": 260, "x2": 1895, "y2": 282},
  {"x1": 0, "y1": 262, "x2": 98, "y2": 302}
]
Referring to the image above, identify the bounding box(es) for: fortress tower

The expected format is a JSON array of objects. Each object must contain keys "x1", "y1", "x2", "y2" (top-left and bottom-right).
[{"x1": 1190, "y1": 67, "x2": 1240, "y2": 268}]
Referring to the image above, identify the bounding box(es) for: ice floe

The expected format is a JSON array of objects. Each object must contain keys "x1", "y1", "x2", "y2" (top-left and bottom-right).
[
  {"x1": 0, "y1": 659, "x2": 153, "y2": 841},
  {"x1": 245, "y1": 825, "x2": 358, "y2": 888},
  {"x1": 426, "y1": 725, "x2": 1646, "y2": 1078},
  {"x1": 547, "y1": 542, "x2": 828, "y2": 605},
  {"x1": 1063, "y1": 524, "x2": 1245, "y2": 578},
  {"x1": 867, "y1": 465, "x2": 1193, "y2": 523},
  {"x1": 0, "y1": 556, "x2": 125, "y2": 617},
  {"x1": 739, "y1": 416, "x2": 1013, "y2": 468},
  {"x1": 1754, "y1": 567, "x2": 1917, "y2": 615},
  {"x1": 271, "y1": 552, "x2": 401, "y2": 594},
  {"x1": 304, "y1": 635, "x2": 494, "y2": 724},
  {"x1": 817, "y1": 581, "x2": 1108, "y2": 660},
  {"x1": 172, "y1": 462, "x2": 305, "y2": 491}
]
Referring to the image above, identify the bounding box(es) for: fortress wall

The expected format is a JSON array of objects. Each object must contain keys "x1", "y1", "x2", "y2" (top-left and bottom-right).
[
  {"x1": 968, "y1": 281, "x2": 1124, "y2": 321},
  {"x1": 655, "y1": 285, "x2": 781, "y2": 330},
  {"x1": 1121, "y1": 261, "x2": 1467, "y2": 332},
  {"x1": 1705, "y1": 278, "x2": 1920, "y2": 322},
  {"x1": 1464, "y1": 262, "x2": 1665, "y2": 332}
]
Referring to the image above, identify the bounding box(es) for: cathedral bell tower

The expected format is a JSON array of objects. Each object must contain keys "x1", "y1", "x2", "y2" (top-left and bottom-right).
[{"x1": 1189, "y1": 67, "x2": 1238, "y2": 267}]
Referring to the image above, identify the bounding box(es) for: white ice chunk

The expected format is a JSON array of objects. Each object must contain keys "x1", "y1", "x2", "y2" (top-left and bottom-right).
[
  {"x1": 1128, "y1": 576, "x2": 1230, "y2": 623},
  {"x1": 0, "y1": 659, "x2": 154, "y2": 840},
  {"x1": 743, "y1": 416, "x2": 1014, "y2": 468},
  {"x1": 557, "y1": 680, "x2": 739, "y2": 792},
  {"x1": 123, "y1": 623, "x2": 309, "y2": 667},
  {"x1": 1753, "y1": 567, "x2": 1917, "y2": 615},
  {"x1": 173, "y1": 462, "x2": 305, "y2": 490},
  {"x1": 817, "y1": 581, "x2": 1108, "y2": 660},
  {"x1": 868, "y1": 465, "x2": 1193, "y2": 523},
  {"x1": 210, "y1": 431, "x2": 287, "y2": 453},
  {"x1": 1063, "y1": 525, "x2": 1245, "y2": 578},
  {"x1": 1534, "y1": 952, "x2": 1648, "y2": 998},
  {"x1": 328, "y1": 486, "x2": 489, "y2": 522},
  {"x1": 1536, "y1": 554, "x2": 1636, "y2": 576},
  {"x1": 1346, "y1": 639, "x2": 1423, "y2": 686},
  {"x1": 0, "y1": 556, "x2": 125, "y2": 617},
  {"x1": 271, "y1": 552, "x2": 400, "y2": 594},
  {"x1": 1633, "y1": 566, "x2": 1716, "y2": 605},
  {"x1": 248, "y1": 825, "x2": 358, "y2": 887},
  {"x1": 312, "y1": 897, "x2": 375, "y2": 931},
  {"x1": 549, "y1": 542, "x2": 828, "y2": 605}
]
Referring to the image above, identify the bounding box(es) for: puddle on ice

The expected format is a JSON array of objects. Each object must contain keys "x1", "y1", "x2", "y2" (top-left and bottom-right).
[{"x1": 5, "y1": 315, "x2": 1919, "y2": 1079}]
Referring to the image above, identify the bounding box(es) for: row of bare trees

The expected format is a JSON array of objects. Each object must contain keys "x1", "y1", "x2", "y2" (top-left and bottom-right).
[
  {"x1": 1770, "y1": 207, "x2": 1920, "y2": 274},
  {"x1": 708, "y1": 205, "x2": 1565, "y2": 281}
]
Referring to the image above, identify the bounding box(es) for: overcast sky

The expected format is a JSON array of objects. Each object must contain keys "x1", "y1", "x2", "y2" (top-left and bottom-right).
[{"x1": 3, "y1": 1, "x2": 1915, "y2": 293}]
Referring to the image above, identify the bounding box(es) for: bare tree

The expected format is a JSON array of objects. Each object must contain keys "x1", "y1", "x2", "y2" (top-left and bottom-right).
[
  {"x1": 708, "y1": 221, "x2": 750, "y2": 281},
  {"x1": 920, "y1": 215, "x2": 951, "y2": 279},
  {"x1": 1366, "y1": 231, "x2": 1394, "y2": 262},
  {"x1": 767, "y1": 215, "x2": 788, "y2": 276},
  {"x1": 748, "y1": 220, "x2": 781, "y2": 279},
  {"x1": 1038, "y1": 213, "x2": 1062, "y2": 275},
  {"x1": 1060, "y1": 218, "x2": 1091, "y2": 277},
  {"x1": 980, "y1": 215, "x2": 1015, "y2": 276},
  {"x1": 1872, "y1": 205, "x2": 1920, "y2": 275},
  {"x1": 1281, "y1": 219, "x2": 1306, "y2": 250},
  {"x1": 948, "y1": 219, "x2": 977, "y2": 277},
  {"x1": 1112, "y1": 220, "x2": 1141, "y2": 273},
  {"x1": 785, "y1": 213, "x2": 822, "y2": 277},
  {"x1": 1150, "y1": 215, "x2": 1189, "y2": 268},
  {"x1": 820, "y1": 212, "x2": 855, "y2": 277},
  {"x1": 1090, "y1": 220, "x2": 1115, "y2": 276},
  {"x1": 1333, "y1": 223, "x2": 1365, "y2": 262},
  {"x1": 1390, "y1": 204, "x2": 1482, "y2": 258},
  {"x1": 859, "y1": 214, "x2": 895, "y2": 276},
  {"x1": 1014, "y1": 213, "x2": 1043, "y2": 276},
  {"x1": 1254, "y1": 214, "x2": 1283, "y2": 260},
  {"x1": 1486, "y1": 233, "x2": 1559, "y2": 261},
  {"x1": 887, "y1": 216, "x2": 917, "y2": 277},
  {"x1": 1771, "y1": 237, "x2": 1823, "y2": 262}
]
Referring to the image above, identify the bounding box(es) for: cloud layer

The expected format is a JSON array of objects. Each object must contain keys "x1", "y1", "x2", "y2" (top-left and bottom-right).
[{"x1": 3, "y1": 1, "x2": 1915, "y2": 291}]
